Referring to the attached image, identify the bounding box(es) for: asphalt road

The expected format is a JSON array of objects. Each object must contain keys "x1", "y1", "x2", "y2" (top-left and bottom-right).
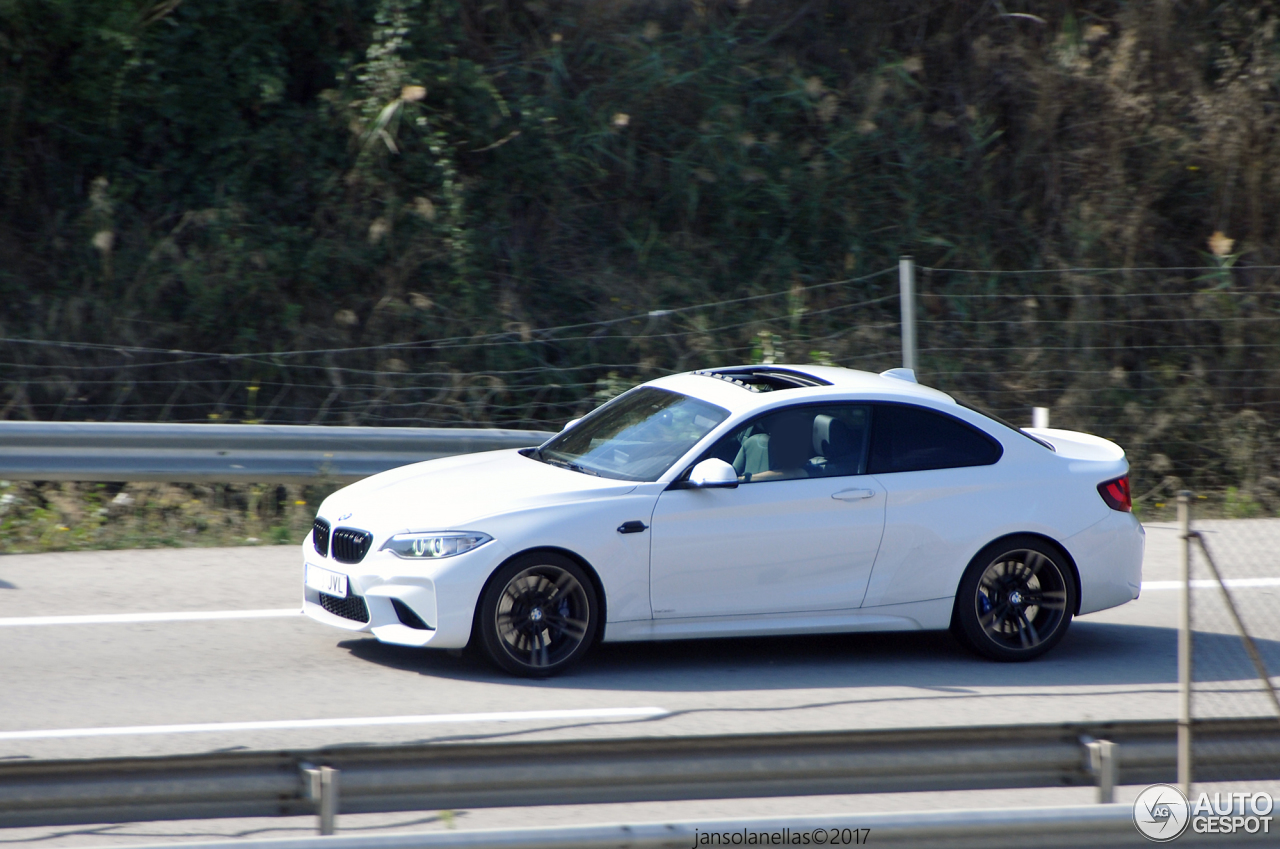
[{"x1": 3, "y1": 519, "x2": 1280, "y2": 763}]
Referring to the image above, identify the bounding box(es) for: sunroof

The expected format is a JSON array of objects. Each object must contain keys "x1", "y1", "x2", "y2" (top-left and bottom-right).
[{"x1": 693, "y1": 367, "x2": 832, "y2": 393}]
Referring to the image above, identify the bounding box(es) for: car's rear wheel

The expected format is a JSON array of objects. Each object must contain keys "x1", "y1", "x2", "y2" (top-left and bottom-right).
[
  {"x1": 476, "y1": 552, "x2": 598, "y2": 677},
  {"x1": 952, "y1": 537, "x2": 1076, "y2": 662}
]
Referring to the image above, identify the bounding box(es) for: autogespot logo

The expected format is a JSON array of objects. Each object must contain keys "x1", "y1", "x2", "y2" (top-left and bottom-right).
[
  {"x1": 1133, "y1": 784, "x2": 1190, "y2": 842},
  {"x1": 1132, "y1": 784, "x2": 1276, "y2": 840}
]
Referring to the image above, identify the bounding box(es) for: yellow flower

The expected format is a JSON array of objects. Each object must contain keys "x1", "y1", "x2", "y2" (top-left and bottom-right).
[
  {"x1": 1208, "y1": 231, "x2": 1234, "y2": 257},
  {"x1": 1084, "y1": 24, "x2": 1109, "y2": 43},
  {"x1": 412, "y1": 197, "x2": 436, "y2": 221}
]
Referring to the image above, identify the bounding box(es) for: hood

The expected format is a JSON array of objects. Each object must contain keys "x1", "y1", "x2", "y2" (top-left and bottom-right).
[{"x1": 316, "y1": 448, "x2": 639, "y2": 532}]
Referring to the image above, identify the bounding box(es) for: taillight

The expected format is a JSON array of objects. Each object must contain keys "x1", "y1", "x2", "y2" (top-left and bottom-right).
[{"x1": 1098, "y1": 475, "x2": 1132, "y2": 512}]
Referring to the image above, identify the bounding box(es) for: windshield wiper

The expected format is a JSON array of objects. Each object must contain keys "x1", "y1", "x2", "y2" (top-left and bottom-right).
[{"x1": 542, "y1": 455, "x2": 599, "y2": 476}]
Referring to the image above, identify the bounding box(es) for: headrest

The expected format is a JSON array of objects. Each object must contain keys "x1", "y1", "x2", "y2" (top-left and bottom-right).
[{"x1": 813, "y1": 414, "x2": 856, "y2": 459}]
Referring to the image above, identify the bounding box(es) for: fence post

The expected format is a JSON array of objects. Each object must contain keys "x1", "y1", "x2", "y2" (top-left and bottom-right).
[
  {"x1": 1178, "y1": 491, "x2": 1193, "y2": 797},
  {"x1": 899, "y1": 256, "x2": 916, "y2": 372}
]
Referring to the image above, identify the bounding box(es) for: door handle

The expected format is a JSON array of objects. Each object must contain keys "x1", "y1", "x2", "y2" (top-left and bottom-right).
[
  {"x1": 617, "y1": 520, "x2": 649, "y2": 534},
  {"x1": 831, "y1": 488, "x2": 875, "y2": 501}
]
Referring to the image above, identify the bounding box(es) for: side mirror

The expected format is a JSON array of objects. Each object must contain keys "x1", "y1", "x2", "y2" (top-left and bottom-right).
[
  {"x1": 688, "y1": 458, "x2": 739, "y2": 489},
  {"x1": 561, "y1": 418, "x2": 582, "y2": 432}
]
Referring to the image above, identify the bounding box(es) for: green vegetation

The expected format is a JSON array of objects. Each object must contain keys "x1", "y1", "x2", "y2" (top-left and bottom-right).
[
  {"x1": 7, "y1": 0, "x2": 1277, "y2": 345},
  {"x1": 1, "y1": 0, "x2": 1278, "y2": 521},
  {"x1": 0, "y1": 479, "x2": 332, "y2": 553}
]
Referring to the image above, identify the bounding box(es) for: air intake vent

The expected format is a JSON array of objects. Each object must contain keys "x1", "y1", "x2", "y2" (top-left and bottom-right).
[
  {"x1": 331, "y1": 528, "x2": 373, "y2": 564},
  {"x1": 319, "y1": 591, "x2": 369, "y2": 623},
  {"x1": 392, "y1": 598, "x2": 432, "y2": 631},
  {"x1": 312, "y1": 518, "x2": 330, "y2": 557}
]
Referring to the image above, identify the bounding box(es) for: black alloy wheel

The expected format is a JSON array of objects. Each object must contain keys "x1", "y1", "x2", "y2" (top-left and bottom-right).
[
  {"x1": 952, "y1": 537, "x2": 1076, "y2": 662},
  {"x1": 476, "y1": 552, "x2": 598, "y2": 677}
]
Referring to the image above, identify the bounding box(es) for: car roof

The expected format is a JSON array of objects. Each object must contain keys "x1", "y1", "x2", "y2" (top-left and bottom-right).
[{"x1": 646, "y1": 365, "x2": 956, "y2": 416}]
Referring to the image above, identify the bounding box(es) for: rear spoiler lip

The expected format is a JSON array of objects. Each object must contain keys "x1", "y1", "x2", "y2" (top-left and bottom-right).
[{"x1": 1024, "y1": 427, "x2": 1127, "y2": 464}]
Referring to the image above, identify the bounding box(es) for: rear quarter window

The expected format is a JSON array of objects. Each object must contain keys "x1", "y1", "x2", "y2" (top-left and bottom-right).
[{"x1": 867, "y1": 403, "x2": 1003, "y2": 474}]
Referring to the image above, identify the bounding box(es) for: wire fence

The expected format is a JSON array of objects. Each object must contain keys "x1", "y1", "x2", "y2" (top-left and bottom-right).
[
  {"x1": 2, "y1": 262, "x2": 1278, "y2": 498},
  {"x1": 0, "y1": 269, "x2": 904, "y2": 430},
  {"x1": 1190, "y1": 518, "x2": 1280, "y2": 721},
  {"x1": 918, "y1": 264, "x2": 1280, "y2": 509},
  {"x1": 1183, "y1": 507, "x2": 1280, "y2": 799}
]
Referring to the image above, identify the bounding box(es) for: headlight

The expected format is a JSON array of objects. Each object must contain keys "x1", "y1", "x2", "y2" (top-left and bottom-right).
[{"x1": 380, "y1": 532, "x2": 492, "y2": 559}]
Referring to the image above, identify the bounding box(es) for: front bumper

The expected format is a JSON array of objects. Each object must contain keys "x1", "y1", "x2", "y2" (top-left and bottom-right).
[
  {"x1": 300, "y1": 534, "x2": 508, "y2": 649},
  {"x1": 303, "y1": 582, "x2": 441, "y2": 647}
]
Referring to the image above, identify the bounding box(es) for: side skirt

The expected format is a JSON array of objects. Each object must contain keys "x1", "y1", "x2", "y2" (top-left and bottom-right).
[{"x1": 602, "y1": 597, "x2": 955, "y2": 643}]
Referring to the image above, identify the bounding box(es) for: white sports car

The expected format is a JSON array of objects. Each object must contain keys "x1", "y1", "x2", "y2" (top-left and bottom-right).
[{"x1": 302, "y1": 365, "x2": 1143, "y2": 676}]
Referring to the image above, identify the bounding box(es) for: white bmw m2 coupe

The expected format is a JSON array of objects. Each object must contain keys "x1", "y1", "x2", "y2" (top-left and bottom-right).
[{"x1": 302, "y1": 365, "x2": 1143, "y2": 676}]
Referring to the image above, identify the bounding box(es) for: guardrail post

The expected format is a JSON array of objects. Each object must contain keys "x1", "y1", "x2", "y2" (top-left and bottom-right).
[
  {"x1": 1178, "y1": 491, "x2": 1193, "y2": 797},
  {"x1": 302, "y1": 764, "x2": 340, "y2": 835},
  {"x1": 1085, "y1": 739, "x2": 1116, "y2": 803},
  {"x1": 319, "y1": 767, "x2": 339, "y2": 835}
]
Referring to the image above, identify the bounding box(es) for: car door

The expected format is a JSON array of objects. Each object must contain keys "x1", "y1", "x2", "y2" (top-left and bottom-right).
[
  {"x1": 648, "y1": 403, "x2": 887, "y2": 618},
  {"x1": 858, "y1": 402, "x2": 1010, "y2": 609}
]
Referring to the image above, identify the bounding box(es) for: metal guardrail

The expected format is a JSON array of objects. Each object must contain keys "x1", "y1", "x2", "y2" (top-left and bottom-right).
[
  {"x1": 0, "y1": 422, "x2": 555, "y2": 483},
  {"x1": 92, "y1": 804, "x2": 1269, "y2": 849},
  {"x1": 2, "y1": 718, "x2": 1279, "y2": 830}
]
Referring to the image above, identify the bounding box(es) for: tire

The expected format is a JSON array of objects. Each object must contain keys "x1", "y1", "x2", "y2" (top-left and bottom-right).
[
  {"x1": 475, "y1": 552, "x2": 599, "y2": 677},
  {"x1": 952, "y1": 536, "x2": 1077, "y2": 662}
]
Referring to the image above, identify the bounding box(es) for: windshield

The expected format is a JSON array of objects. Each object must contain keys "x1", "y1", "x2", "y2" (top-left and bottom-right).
[{"x1": 533, "y1": 387, "x2": 730, "y2": 481}]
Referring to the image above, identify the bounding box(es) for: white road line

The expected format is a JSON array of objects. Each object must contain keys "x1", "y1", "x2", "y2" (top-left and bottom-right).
[
  {"x1": 0, "y1": 708, "x2": 670, "y2": 741},
  {"x1": 1142, "y1": 578, "x2": 1280, "y2": 591},
  {"x1": 0, "y1": 608, "x2": 303, "y2": 627}
]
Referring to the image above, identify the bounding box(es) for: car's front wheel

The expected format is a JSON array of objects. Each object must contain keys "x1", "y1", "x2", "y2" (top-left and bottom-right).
[
  {"x1": 475, "y1": 552, "x2": 599, "y2": 677},
  {"x1": 952, "y1": 537, "x2": 1076, "y2": 662}
]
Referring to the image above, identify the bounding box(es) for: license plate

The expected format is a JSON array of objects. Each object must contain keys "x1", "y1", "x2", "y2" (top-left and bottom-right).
[{"x1": 306, "y1": 564, "x2": 348, "y2": 598}]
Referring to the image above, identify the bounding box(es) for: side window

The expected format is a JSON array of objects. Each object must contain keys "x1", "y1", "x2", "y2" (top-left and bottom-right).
[
  {"x1": 703, "y1": 404, "x2": 871, "y2": 483},
  {"x1": 866, "y1": 404, "x2": 1002, "y2": 474}
]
